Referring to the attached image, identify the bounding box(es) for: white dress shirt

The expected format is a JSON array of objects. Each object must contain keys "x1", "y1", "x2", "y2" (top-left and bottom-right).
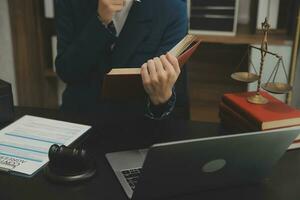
[{"x1": 112, "y1": 0, "x2": 134, "y2": 36}]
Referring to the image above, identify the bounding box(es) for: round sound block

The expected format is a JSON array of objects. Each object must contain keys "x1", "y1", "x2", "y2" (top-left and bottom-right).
[{"x1": 44, "y1": 161, "x2": 97, "y2": 183}]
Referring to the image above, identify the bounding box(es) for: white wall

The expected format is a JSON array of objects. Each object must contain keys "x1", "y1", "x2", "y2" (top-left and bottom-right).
[
  {"x1": 238, "y1": 0, "x2": 251, "y2": 24},
  {"x1": 248, "y1": 45, "x2": 292, "y2": 102},
  {"x1": 0, "y1": 0, "x2": 18, "y2": 104}
]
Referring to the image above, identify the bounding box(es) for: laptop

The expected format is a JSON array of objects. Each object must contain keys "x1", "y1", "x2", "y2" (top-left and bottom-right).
[{"x1": 106, "y1": 126, "x2": 300, "y2": 200}]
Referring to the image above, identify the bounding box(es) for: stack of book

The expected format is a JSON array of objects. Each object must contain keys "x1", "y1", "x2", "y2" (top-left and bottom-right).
[{"x1": 219, "y1": 91, "x2": 300, "y2": 150}]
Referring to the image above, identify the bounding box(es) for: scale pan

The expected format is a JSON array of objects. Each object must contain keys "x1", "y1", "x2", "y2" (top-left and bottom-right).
[
  {"x1": 262, "y1": 82, "x2": 293, "y2": 94},
  {"x1": 231, "y1": 72, "x2": 259, "y2": 83}
]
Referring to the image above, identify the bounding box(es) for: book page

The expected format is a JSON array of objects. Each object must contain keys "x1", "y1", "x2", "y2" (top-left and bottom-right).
[
  {"x1": 0, "y1": 115, "x2": 91, "y2": 176},
  {"x1": 169, "y1": 35, "x2": 198, "y2": 57},
  {"x1": 108, "y1": 68, "x2": 141, "y2": 75},
  {"x1": 106, "y1": 34, "x2": 199, "y2": 75}
]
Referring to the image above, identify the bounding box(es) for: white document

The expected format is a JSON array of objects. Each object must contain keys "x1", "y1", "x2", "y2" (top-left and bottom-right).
[{"x1": 0, "y1": 115, "x2": 91, "y2": 177}]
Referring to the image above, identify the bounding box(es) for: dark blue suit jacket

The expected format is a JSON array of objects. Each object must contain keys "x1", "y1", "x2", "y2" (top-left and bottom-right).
[{"x1": 55, "y1": 0, "x2": 188, "y2": 118}]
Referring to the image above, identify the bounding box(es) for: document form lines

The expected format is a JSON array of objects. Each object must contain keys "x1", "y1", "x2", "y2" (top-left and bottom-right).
[
  {"x1": 0, "y1": 145, "x2": 46, "y2": 161},
  {"x1": 0, "y1": 152, "x2": 43, "y2": 163},
  {"x1": 0, "y1": 143, "x2": 48, "y2": 154},
  {"x1": 21, "y1": 122, "x2": 82, "y2": 135},
  {"x1": 4, "y1": 133, "x2": 63, "y2": 145},
  {"x1": 13, "y1": 127, "x2": 74, "y2": 140}
]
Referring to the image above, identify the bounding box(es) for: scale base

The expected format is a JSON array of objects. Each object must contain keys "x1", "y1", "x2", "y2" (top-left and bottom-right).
[{"x1": 247, "y1": 94, "x2": 269, "y2": 105}]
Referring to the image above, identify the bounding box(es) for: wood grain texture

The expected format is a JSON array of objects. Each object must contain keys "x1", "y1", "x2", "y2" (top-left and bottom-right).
[
  {"x1": 188, "y1": 43, "x2": 248, "y2": 122},
  {"x1": 8, "y1": 0, "x2": 58, "y2": 108},
  {"x1": 195, "y1": 24, "x2": 293, "y2": 46}
]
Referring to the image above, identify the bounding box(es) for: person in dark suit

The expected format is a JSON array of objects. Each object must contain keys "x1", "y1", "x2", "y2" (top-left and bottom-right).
[{"x1": 55, "y1": 0, "x2": 188, "y2": 119}]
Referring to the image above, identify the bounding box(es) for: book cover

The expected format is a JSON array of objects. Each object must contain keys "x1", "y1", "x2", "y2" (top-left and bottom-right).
[
  {"x1": 102, "y1": 72, "x2": 146, "y2": 102},
  {"x1": 169, "y1": 34, "x2": 200, "y2": 67},
  {"x1": 176, "y1": 40, "x2": 201, "y2": 68},
  {"x1": 219, "y1": 102, "x2": 259, "y2": 131},
  {"x1": 219, "y1": 112, "x2": 252, "y2": 134},
  {"x1": 222, "y1": 91, "x2": 300, "y2": 130}
]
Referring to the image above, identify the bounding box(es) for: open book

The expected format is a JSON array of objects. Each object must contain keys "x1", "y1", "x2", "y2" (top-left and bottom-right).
[{"x1": 102, "y1": 35, "x2": 201, "y2": 101}]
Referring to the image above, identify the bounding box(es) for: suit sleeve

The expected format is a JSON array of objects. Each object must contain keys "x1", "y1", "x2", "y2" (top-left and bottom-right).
[
  {"x1": 155, "y1": 1, "x2": 188, "y2": 56},
  {"x1": 146, "y1": 0, "x2": 188, "y2": 120},
  {"x1": 54, "y1": 0, "x2": 116, "y2": 84}
]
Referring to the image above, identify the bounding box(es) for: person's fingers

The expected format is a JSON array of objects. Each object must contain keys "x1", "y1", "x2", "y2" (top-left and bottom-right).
[
  {"x1": 160, "y1": 55, "x2": 176, "y2": 78},
  {"x1": 153, "y1": 57, "x2": 167, "y2": 82},
  {"x1": 166, "y1": 52, "x2": 180, "y2": 75},
  {"x1": 141, "y1": 63, "x2": 153, "y2": 94},
  {"x1": 147, "y1": 59, "x2": 159, "y2": 85},
  {"x1": 141, "y1": 64, "x2": 150, "y2": 84}
]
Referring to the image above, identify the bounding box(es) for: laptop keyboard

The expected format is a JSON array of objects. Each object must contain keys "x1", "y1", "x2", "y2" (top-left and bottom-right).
[{"x1": 121, "y1": 168, "x2": 142, "y2": 191}]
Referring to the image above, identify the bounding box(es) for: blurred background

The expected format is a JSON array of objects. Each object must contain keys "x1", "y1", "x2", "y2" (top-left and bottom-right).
[{"x1": 1, "y1": 0, "x2": 300, "y2": 122}]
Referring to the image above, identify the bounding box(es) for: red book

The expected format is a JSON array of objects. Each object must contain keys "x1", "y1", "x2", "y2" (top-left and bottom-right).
[
  {"x1": 219, "y1": 102, "x2": 259, "y2": 131},
  {"x1": 222, "y1": 91, "x2": 300, "y2": 130},
  {"x1": 174, "y1": 39, "x2": 201, "y2": 67},
  {"x1": 219, "y1": 111, "x2": 252, "y2": 133}
]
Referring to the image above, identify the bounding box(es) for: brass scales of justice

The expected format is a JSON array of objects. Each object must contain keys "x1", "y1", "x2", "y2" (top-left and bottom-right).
[{"x1": 231, "y1": 18, "x2": 293, "y2": 105}]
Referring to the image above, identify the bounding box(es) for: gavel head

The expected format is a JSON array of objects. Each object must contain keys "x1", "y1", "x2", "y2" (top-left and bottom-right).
[
  {"x1": 48, "y1": 144, "x2": 87, "y2": 168},
  {"x1": 46, "y1": 144, "x2": 96, "y2": 182}
]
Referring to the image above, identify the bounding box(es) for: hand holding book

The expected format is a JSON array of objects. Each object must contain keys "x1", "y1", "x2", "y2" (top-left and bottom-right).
[
  {"x1": 141, "y1": 53, "x2": 180, "y2": 105},
  {"x1": 102, "y1": 35, "x2": 201, "y2": 102}
]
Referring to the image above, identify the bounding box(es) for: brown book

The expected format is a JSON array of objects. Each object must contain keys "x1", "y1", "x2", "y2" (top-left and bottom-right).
[
  {"x1": 222, "y1": 91, "x2": 300, "y2": 130},
  {"x1": 102, "y1": 35, "x2": 201, "y2": 101},
  {"x1": 102, "y1": 71, "x2": 145, "y2": 102}
]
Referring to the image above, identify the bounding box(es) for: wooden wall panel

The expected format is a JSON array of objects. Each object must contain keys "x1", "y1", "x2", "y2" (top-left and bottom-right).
[
  {"x1": 8, "y1": 0, "x2": 58, "y2": 108},
  {"x1": 188, "y1": 43, "x2": 248, "y2": 122}
]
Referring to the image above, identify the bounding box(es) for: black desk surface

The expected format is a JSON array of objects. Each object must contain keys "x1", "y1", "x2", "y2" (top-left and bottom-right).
[{"x1": 1, "y1": 107, "x2": 300, "y2": 200}]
